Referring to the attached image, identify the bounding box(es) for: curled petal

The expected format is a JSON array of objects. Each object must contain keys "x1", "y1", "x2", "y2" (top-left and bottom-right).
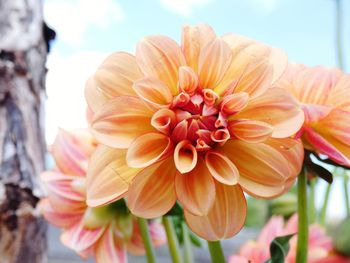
[
  {"x1": 174, "y1": 140, "x2": 198, "y2": 174},
  {"x1": 136, "y1": 36, "x2": 186, "y2": 94},
  {"x1": 172, "y1": 119, "x2": 188, "y2": 143},
  {"x1": 198, "y1": 38, "x2": 233, "y2": 89},
  {"x1": 87, "y1": 145, "x2": 141, "y2": 207},
  {"x1": 181, "y1": 24, "x2": 216, "y2": 72},
  {"x1": 133, "y1": 77, "x2": 173, "y2": 108},
  {"x1": 205, "y1": 151, "x2": 239, "y2": 185},
  {"x1": 175, "y1": 158, "x2": 215, "y2": 216},
  {"x1": 211, "y1": 128, "x2": 230, "y2": 145},
  {"x1": 151, "y1": 109, "x2": 176, "y2": 134},
  {"x1": 91, "y1": 96, "x2": 154, "y2": 148},
  {"x1": 220, "y1": 92, "x2": 249, "y2": 115},
  {"x1": 178, "y1": 66, "x2": 199, "y2": 94},
  {"x1": 237, "y1": 88, "x2": 304, "y2": 138},
  {"x1": 202, "y1": 89, "x2": 219, "y2": 106},
  {"x1": 95, "y1": 227, "x2": 127, "y2": 263},
  {"x1": 95, "y1": 52, "x2": 141, "y2": 97},
  {"x1": 126, "y1": 133, "x2": 173, "y2": 168},
  {"x1": 228, "y1": 120, "x2": 273, "y2": 143},
  {"x1": 185, "y1": 182, "x2": 246, "y2": 241},
  {"x1": 223, "y1": 140, "x2": 290, "y2": 199},
  {"x1": 127, "y1": 158, "x2": 177, "y2": 218}
]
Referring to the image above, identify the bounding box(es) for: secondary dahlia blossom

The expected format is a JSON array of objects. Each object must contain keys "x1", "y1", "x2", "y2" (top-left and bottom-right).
[
  {"x1": 274, "y1": 65, "x2": 350, "y2": 167},
  {"x1": 39, "y1": 129, "x2": 165, "y2": 262},
  {"x1": 230, "y1": 214, "x2": 350, "y2": 263},
  {"x1": 85, "y1": 24, "x2": 305, "y2": 240}
]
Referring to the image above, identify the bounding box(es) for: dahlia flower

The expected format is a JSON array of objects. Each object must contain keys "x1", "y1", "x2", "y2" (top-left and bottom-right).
[
  {"x1": 274, "y1": 65, "x2": 350, "y2": 167},
  {"x1": 40, "y1": 129, "x2": 166, "y2": 262},
  {"x1": 230, "y1": 214, "x2": 350, "y2": 263},
  {"x1": 85, "y1": 24, "x2": 305, "y2": 240}
]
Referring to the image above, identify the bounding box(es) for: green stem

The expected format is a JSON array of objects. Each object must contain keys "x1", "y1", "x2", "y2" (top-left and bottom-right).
[
  {"x1": 207, "y1": 241, "x2": 225, "y2": 263},
  {"x1": 343, "y1": 173, "x2": 350, "y2": 217},
  {"x1": 137, "y1": 217, "x2": 157, "y2": 263},
  {"x1": 181, "y1": 222, "x2": 194, "y2": 263},
  {"x1": 335, "y1": 0, "x2": 345, "y2": 70},
  {"x1": 296, "y1": 170, "x2": 308, "y2": 263},
  {"x1": 320, "y1": 183, "x2": 332, "y2": 226},
  {"x1": 162, "y1": 216, "x2": 182, "y2": 263},
  {"x1": 309, "y1": 178, "x2": 317, "y2": 223}
]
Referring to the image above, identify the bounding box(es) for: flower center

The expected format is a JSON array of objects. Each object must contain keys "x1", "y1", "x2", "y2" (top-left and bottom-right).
[{"x1": 151, "y1": 89, "x2": 232, "y2": 152}]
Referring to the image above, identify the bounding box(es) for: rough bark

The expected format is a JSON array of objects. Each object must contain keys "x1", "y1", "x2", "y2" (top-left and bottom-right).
[{"x1": 0, "y1": 0, "x2": 54, "y2": 262}]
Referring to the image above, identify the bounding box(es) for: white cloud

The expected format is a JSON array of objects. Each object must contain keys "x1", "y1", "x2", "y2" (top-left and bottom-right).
[
  {"x1": 160, "y1": 0, "x2": 212, "y2": 16},
  {"x1": 45, "y1": 51, "x2": 108, "y2": 144},
  {"x1": 44, "y1": 0, "x2": 124, "y2": 45}
]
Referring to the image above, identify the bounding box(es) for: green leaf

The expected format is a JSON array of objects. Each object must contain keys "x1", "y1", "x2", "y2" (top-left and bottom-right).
[{"x1": 265, "y1": 234, "x2": 294, "y2": 263}]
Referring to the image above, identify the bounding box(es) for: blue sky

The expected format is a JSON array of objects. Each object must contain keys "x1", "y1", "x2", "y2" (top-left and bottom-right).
[{"x1": 43, "y1": 0, "x2": 349, "y2": 219}]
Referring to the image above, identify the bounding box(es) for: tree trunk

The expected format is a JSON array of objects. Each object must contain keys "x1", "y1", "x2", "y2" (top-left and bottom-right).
[{"x1": 0, "y1": 0, "x2": 54, "y2": 262}]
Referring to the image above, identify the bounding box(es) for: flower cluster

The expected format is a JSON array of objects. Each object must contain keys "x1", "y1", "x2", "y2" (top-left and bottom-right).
[
  {"x1": 85, "y1": 24, "x2": 305, "y2": 241},
  {"x1": 39, "y1": 129, "x2": 166, "y2": 262},
  {"x1": 230, "y1": 214, "x2": 350, "y2": 263}
]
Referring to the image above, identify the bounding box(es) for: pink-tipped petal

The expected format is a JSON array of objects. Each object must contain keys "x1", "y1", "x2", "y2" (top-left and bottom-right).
[
  {"x1": 86, "y1": 145, "x2": 141, "y2": 207},
  {"x1": 91, "y1": 96, "x2": 154, "y2": 149},
  {"x1": 136, "y1": 36, "x2": 186, "y2": 95},
  {"x1": 127, "y1": 158, "x2": 177, "y2": 218},
  {"x1": 174, "y1": 140, "x2": 198, "y2": 174},
  {"x1": 175, "y1": 158, "x2": 215, "y2": 216},
  {"x1": 185, "y1": 182, "x2": 246, "y2": 241},
  {"x1": 126, "y1": 133, "x2": 173, "y2": 168},
  {"x1": 61, "y1": 220, "x2": 106, "y2": 252},
  {"x1": 95, "y1": 227, "x2": 127, "y2": 263},
  {"x1": 205, "y1": 151, "x2": 239, "y2": 185}
]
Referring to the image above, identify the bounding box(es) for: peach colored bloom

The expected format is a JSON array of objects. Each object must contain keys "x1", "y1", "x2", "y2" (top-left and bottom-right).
[
  {"x1": 40, "y1": 129, "x2": 166, "y2": 263},
  {"x1": 85, "y1": 24, "x2": 305, "y2": 240},
  {"x1": 275, "y1": 65, "x2": 350, "y2": 167},
  {"x1": 229, "y1": 214, "x2": 350, "y2": 263}
]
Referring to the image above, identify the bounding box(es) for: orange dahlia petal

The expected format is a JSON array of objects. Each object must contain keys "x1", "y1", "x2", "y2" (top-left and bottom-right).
[
  {"x1": 237, "y1": 88, "x2": 304, "y2": 138},
  {"x1": 85, "y1": 76, "x2": 111, "y2": 113},
  {"x1": 223, "y1": 140, "x2": 290, "y2": 199},
  {"x1": 86, "y1": 145, "x2": 141, "y2": 207},
  {"x1": 133, "y1": 77, "x2": 173, "y2": 108},
  {"x1": 228, "y1": 120, "x2": 273, "y2": 143},
  {"x1": 220, "y1": 92, "x2": 249, "y2": 115},
  {"x1": 178, "y1": 66, "x2": 199, "y2": 95},
  {"x1": 175, "y1": 157, "x2": 215, "y2": 216},
  {"x1": 184, "y1": 182, "x2": 246, "y2": 241},
  {"x1": 205, "y1": 151, "x2": 239, "y2": 185},
  {"x1": 126, "y1": 133, "x2": 173, "y2": 168},
  {"x1": 181, "y1": 24, "x2": 216, "y2": 72},
  {"x1": 136, "y1": 35, "x2": 186, "y2": 95},
  {"x1": 91, "y1": 96, "x2": 154, "y2": 148},
  {"x1": 95, "y1": 52, "x2": 141, "y2": 98},
  {"x1": 174, "y1": 140, "x2": 198, "y2": 173},
  {"x1": 198, "y1": 38, "x2": 233, "y2": 89},
  {"x1": 328, "y1": 74, "x2": 350, "y2": 111},
  {"x1": 127, "y1": 158, "x2": 177, "y2": 218}
]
